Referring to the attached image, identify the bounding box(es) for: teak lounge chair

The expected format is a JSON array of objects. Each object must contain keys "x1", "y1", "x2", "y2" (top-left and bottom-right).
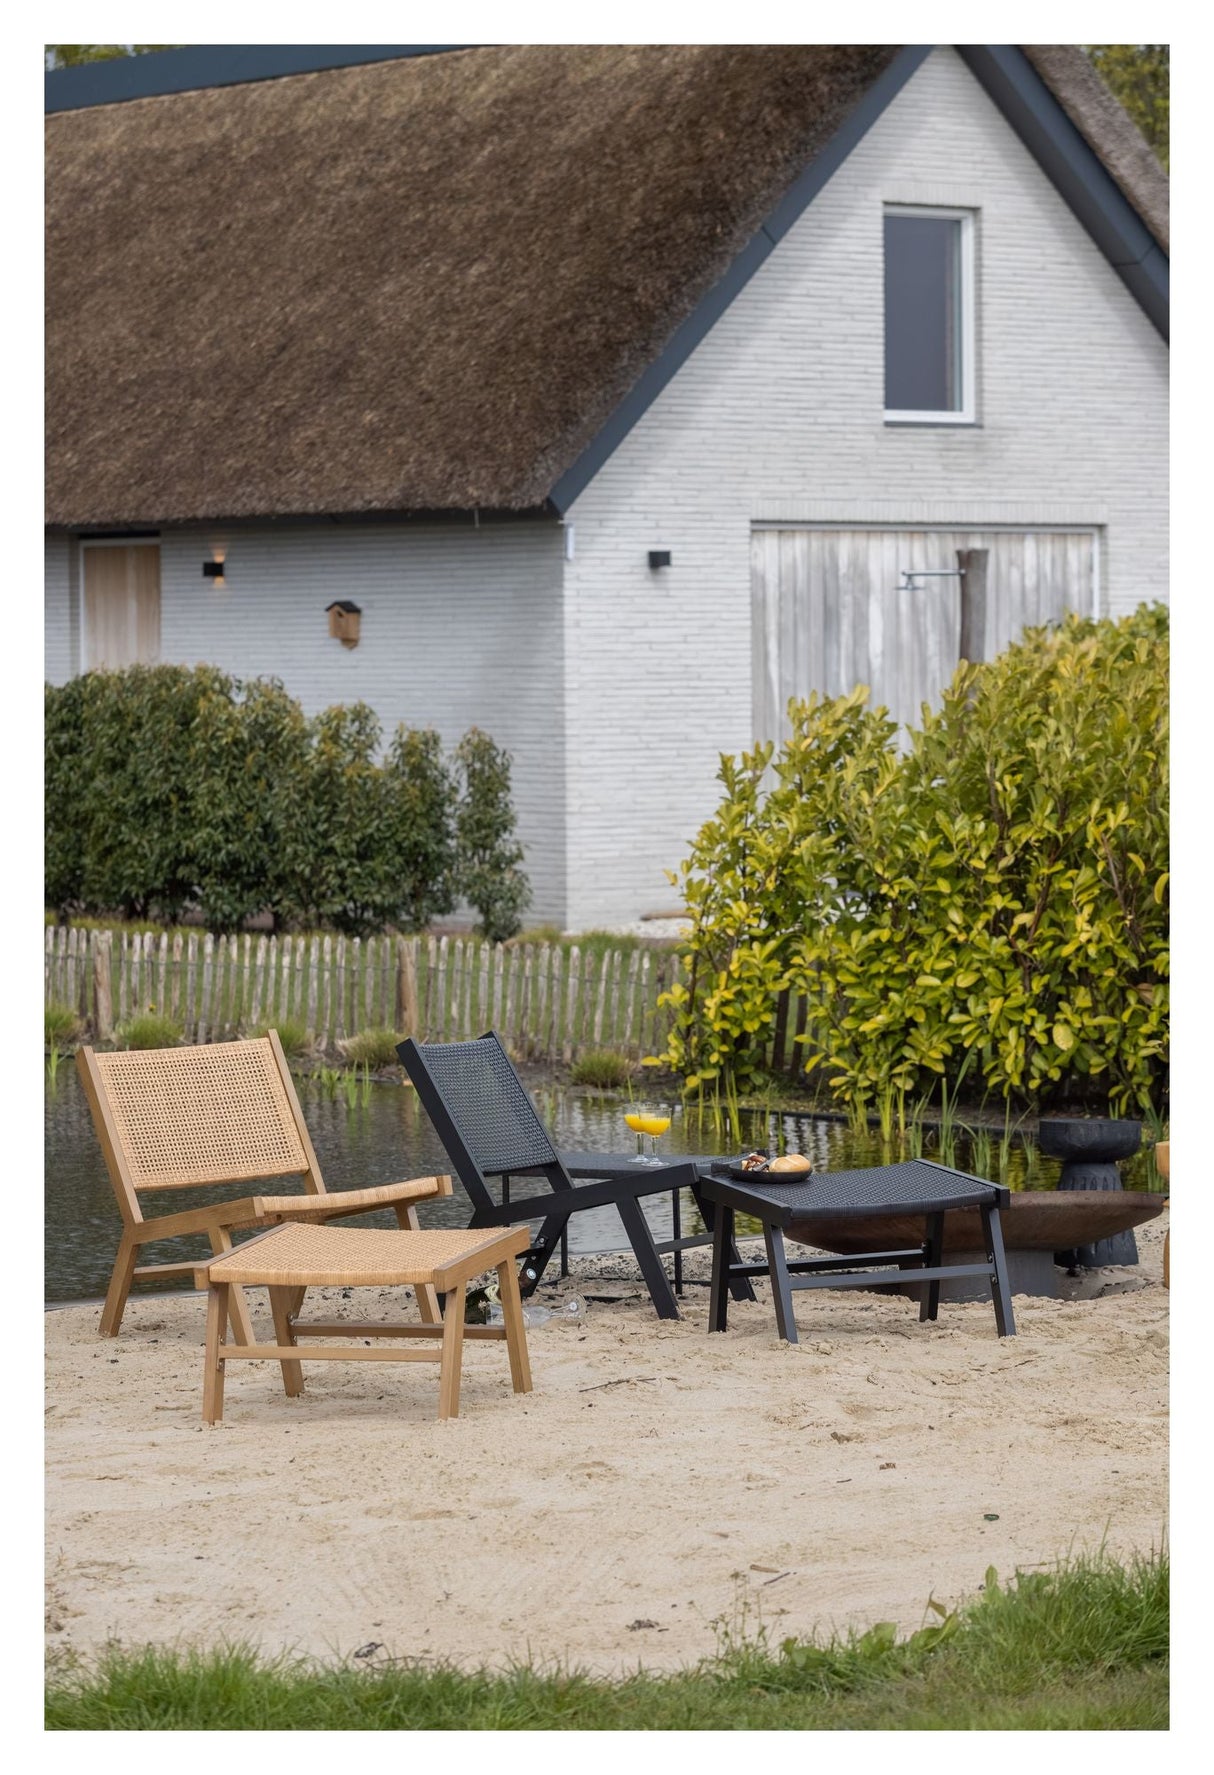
[{"x1": 77, "y1": 1031, "x2": 453, "y2": 1342}]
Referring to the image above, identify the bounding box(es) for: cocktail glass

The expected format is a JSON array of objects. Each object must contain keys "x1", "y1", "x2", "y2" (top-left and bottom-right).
[
  {"x1": 642, "y1": 1108, "x2": 671, "y2": 1164},
  {"x1": 624, "y1": 1109, "x2": 650, "y2": 1163}
]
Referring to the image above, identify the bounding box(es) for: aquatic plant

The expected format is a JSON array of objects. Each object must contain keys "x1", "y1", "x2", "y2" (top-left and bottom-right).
[
  {"x1": 570, "y1": 1049, "x2": 632, "y2": 1090},
  {"x1": 115, "y1": 1012, "x2": 184, "y2": 1050}
]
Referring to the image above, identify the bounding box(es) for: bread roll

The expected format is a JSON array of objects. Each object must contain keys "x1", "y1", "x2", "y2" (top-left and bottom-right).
[{"x1": 769, "y1": 1153, "x2": 811, "y2": 1175}]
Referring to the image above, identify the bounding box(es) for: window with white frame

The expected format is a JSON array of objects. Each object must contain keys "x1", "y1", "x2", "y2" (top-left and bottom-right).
[{"x1": 883, "y1": 206, "x2": 975, "y2": 423}]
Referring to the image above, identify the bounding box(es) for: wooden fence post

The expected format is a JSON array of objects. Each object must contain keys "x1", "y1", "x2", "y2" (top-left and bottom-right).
[
  {"x1": 93, "y1": 932, "x2": 114, "y2": 1043},
  {"x1": 396, "y1": 938, "x2": 419, "y2": 1038}
]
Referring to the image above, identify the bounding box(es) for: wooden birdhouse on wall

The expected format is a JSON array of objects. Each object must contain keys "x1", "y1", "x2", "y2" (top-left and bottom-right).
[{"x1": 326, "y1": 600, "x2": 361, "y2": 648}]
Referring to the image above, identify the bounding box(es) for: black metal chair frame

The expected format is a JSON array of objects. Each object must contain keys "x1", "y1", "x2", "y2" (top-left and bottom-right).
[
  {"x1": 702, "y1": 1160, "x2": 1017, "y2": 1343},
  {"x1": 397, "y1": 1032, "x2": 754, "y2": 1320}
]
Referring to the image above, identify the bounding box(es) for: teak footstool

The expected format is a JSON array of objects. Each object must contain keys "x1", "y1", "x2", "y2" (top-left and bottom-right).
[{"x1": 195, "y1": 1222, "x2": 533, "y2": 1421}]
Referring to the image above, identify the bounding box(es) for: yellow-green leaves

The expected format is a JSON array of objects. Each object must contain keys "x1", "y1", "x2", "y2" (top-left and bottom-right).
[{"x1": 655, "y1": 606, "x2": 1168, "y2": 1116}]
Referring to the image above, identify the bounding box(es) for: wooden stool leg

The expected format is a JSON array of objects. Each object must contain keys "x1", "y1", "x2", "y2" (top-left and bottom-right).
[
  {"x1": 269, "y1": 1286, "x2": 305, "y2": 1397},
  {"x1": 99, "y1": 1230, "x2": 140, "y2": 1337},
  {"x1": 208, "y1": 1227, "x2": 257, "y2": 1346},
  {"x1": 437, "y1": 1281, "x2": 467, "y2": 1420},
  {"x1": 202, "y1": 1283, "x2": 229, "y2": 1424},
  {"x1": 396, "y1": 1203, "x2": 440, "y2": 1323},
  {"x1": 496, "y1": 1256, "x2": 533, "y2": 1395}
]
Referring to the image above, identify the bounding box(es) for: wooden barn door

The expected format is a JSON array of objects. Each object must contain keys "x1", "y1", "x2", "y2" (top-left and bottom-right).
[
  {"x1": 82, "y1": 544, "x2": 160, "y2": 670},
  {"x1": 751, "y1": 527, "x2": 1094, "y2": 745}
]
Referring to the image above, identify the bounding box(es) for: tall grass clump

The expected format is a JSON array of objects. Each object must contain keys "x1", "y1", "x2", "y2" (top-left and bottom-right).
[
  {"x1": 340, "y1": 1028, "x2": 405, "y2": 1071},
  {"x1": 249, "y1": 1018, "x2": 310, "y2": 1056},
  {"x1": 45, "y1": 1003, "x2": 81, "y2": 1049},
  {"x1": 116, "y1": 1013, "x2": 184, "y2": 1050},
  {"x1": 570, "y1": 1048, "x2": 632, "y2": 1089}
]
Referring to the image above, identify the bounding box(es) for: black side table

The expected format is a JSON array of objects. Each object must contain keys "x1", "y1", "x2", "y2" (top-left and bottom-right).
[{"x1": 700, "y1": 1159, "x2": 1016, "y2": 1343}]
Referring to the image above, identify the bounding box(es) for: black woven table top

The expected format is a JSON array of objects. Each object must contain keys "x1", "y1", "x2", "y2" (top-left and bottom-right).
[{"x1": 699, "y1": 1158, "x2": 1008, "y2": 1226}]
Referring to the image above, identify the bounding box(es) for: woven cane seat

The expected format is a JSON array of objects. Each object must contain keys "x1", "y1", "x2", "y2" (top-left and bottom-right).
[{"x1": 206, "y1": 1222, "x2": 529, "y2": 1287}]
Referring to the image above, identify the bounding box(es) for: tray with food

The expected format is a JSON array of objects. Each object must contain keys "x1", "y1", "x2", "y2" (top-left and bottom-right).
[{"x1": 712, "y1": 1151, "x2": 814, "y2": 1182}]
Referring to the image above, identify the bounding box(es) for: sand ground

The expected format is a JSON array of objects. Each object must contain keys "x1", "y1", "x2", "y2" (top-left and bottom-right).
[{"x1": 46, "y1": 1216, "x2": 1168, "y2": 1676}]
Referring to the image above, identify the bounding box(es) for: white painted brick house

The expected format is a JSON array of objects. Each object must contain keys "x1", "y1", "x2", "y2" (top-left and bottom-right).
[{"x1": 45, "y1": 45, "x2": 1168, "y2": 930}]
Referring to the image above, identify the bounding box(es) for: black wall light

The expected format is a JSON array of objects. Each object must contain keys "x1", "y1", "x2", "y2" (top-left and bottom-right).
[
  {"x1": 648, "y1": 550, "x2": 672, "y2": 570},
  {"x1": 202, "y1": 558, "x2": 226, "y2": 585}
]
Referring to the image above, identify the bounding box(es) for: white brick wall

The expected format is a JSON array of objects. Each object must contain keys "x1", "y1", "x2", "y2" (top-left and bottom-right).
[{"x1": 562, "y1": 47, "x2": 1169, "y2": 928}]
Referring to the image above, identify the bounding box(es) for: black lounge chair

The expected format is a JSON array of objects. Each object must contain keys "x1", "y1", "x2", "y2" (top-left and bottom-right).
[{"x1": 397, "y1": 1031, "x2": 751, "y2": 1319}]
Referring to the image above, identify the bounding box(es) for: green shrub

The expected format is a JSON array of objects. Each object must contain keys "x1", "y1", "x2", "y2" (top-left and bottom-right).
[
  {"x1": 454, "y1": 728, "x2": 530, "y2": 943},
  {"x1": 44, "y1": 677, "x2": 92, "y2": 916},
  {"x1": 570, "y1": 1048, "x2": 633, "y2": 1089},
  {"x1": 45, "y1": 1003, "x2": 81, "y2": 1050},
  {"x1": 661, "y1": 607, "x2": 1169, "y2": 1117},
  {"x1": 381, "y1": 726, "x2": 458, "y2": 931},
  {"x1": 296, "y1": 704, "x2": 395, "y2": 934},
  {"x1": 116, "y1": 1013, "x2": 184, "y2": 1050},
  {"x1": 45, "y1": 669, "x2": 528, "y2": 940},
  {"x1": 249, "y1": 1018, "x2": 310, "y2": 1057},
  {"x1": 340, "y1": 1027, "x2": 405, "y2": 1070},
  {"x1": 190, "y1": 679, "x2": 311, "y2": 932}
]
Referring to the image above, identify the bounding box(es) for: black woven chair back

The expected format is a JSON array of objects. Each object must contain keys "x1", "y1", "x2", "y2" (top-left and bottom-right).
[{"x1": 398, "y1": 1033, "x2": 564, "y2": 1207}]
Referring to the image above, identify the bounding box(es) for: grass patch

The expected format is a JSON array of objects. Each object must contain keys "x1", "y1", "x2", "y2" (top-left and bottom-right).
[
  {"x1": 248, "y1": 1017, "x2": 310, "y2": 1056},
  {"x1": 115, "y1": 1012, "x2": 184, "y2": 1050},
  {"x1": 569, "y1": 1048, "x2": 633, "y2": 1089},
  {"x1": 45, "y1": 1551, "x2": 1166, "y2": 1731},
  {"x1": 339, "y1": 1027, "x2": 405, "y2": 1070},
  {"x1": 45, "y1": 1002, "x2": 82, "y2": 1049}
]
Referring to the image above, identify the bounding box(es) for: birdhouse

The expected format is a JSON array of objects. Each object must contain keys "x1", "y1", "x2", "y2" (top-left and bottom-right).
[{"x1": 326, "y1": 600, "x2": 362, "y2": 648}]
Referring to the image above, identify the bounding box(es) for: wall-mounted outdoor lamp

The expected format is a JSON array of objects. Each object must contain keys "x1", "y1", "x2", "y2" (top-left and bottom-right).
[
  {"x1": 326, "y1": 599, "x2": 362, "y2": 648},
  {"x1": 202, "y1": 554, "x2": 226, "y2": 586},
  {"x1": 648, "y1": 550, "x2": 672, "y2": 570}
]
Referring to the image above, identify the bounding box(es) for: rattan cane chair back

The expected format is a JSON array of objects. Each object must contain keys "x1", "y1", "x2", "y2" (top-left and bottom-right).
[{"x1": 88, "y1": 1037, "x2": 312, "y2": 1191}]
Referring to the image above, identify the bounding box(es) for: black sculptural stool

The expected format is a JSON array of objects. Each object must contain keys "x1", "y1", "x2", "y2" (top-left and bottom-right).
[{"x1": 1038, "y1": 1117, "x2": 1142, "y2": 1269}]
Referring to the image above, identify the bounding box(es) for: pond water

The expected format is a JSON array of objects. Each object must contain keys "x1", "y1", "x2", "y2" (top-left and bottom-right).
[{"x1": 44, "y1": 1069, "x2": 1159, "y2": 1303}]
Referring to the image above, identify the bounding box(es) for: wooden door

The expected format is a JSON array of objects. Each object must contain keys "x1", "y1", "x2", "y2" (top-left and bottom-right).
[
  {"x1": 751, "y1": 527, "x2": 1093, "y2": 745},
  {"x1": 83, "y1": 545, "x2": 160, "y2": 669}
]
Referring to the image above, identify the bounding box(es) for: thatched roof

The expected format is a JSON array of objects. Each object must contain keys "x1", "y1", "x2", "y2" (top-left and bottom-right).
[
  {"x1": 1022, "y1": 46, "x2": 1168, "y2": 252},
  {"x1": 46, "y1": 45, "x2": 1167, "y2": 529}
]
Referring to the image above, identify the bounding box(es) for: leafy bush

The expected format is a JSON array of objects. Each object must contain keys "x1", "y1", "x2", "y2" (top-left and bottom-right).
[
  {"x1": 116, "y1": 1012, "x2": 184, "y2": 1050},
  {"x1": 45, "y1": 1003, "x2": 81, "y2": 1050},
  {"x1": 381, "y1": 727, "x2": 458, "y2": 931},
  {"x1": 454, "y1": 728, "x2": 530, "y2": 943},
  {"x1": 190, "y1": 679, "x2": 310, "y2": 932},
  {"x1": 339, "y1": 1027, "x2": 405, "y2": 1070},
  {"x1": 45, "y1": 668, "x2": 526, "y2": 938},
  {"x1": 660, "y1": 608, "x2": 1168, "y2": 1117},
  {"x1": 75, "y1": 665, "x2": 228, "y2": 920},
  {"x1": 570, "y1": 1048, "x2": 633, "y2": 1089}
]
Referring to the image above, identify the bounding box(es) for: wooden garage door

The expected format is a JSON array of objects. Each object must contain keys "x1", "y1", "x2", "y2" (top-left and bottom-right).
[
  {"x1": 751, "y1": 527, "x2": 1094, "y2": 743},
  {"x1": 83, "y1": 544, "x2": 160, "y2": 670}
]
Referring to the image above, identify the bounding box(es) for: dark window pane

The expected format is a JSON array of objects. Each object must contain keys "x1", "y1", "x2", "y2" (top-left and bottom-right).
[{"x1": 884, "y1": 214, "x2": 962, "y2": 412}]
